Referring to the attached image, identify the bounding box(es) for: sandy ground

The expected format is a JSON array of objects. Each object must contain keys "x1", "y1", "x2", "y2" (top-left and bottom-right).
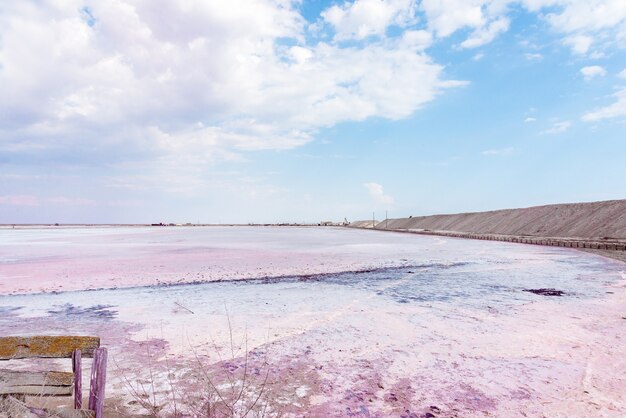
[
  {"x1": 373, "y1": 199, "x2": 626, "y2": 239},
  {"x1": 1, "y1": 227, "x2": 625, "y2": 417}
]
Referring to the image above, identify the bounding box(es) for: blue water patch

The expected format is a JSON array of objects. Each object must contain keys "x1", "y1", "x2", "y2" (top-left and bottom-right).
[{"x1": 0, "y1": 253, "x2": 618, "y2": 322}]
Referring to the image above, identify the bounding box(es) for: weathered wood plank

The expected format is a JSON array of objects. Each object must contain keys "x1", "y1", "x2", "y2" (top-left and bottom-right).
[
  {"x1": 88, "y1": 348, "x2": 107, "y2": 418},
  {"x1": 1, "y1": 370, "x2": 72, "y2": 396},
  {"x1": 0, "y1": 384, "x2": 72, "y2": 396},
  {"x1": 0, "y1": 369, "x2": 73, "y2": 387},
  {"x1": 73, "y1": 349, "x2": 82, "y2": 409},
  {"x1": 0, "y1": 336, "x2": 100, "y2": 359}
]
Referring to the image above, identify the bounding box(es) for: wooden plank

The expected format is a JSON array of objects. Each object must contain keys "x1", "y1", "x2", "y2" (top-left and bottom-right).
[
  {"x1": 0, "y1": 369, "x2": 73, "y2": 396},
  {"x1": 0, "y1": 336, "x2": 100, "y2": 360},
  {"x1": 88, "y1": 348, "x2": 107, "y2": 418},
  {"x1": 73, "y1": 349, "x2": 82, "y2": 409},
  {"x1": 0, "y1": 369, "x2": 73, "y2": 386},
  {"x1": 0, "y1": 369, "x2": 73, "y2": 395},
  {"x1": 0, "y1": 385, "x2": 72, "y2": 396}
]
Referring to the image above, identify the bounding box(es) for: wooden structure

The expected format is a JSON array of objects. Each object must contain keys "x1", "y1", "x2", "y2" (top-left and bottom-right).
[
  {"x1": 0, "y1": 336, "x2": 107, "y2": 418},
  {"x1": 361, "y1": 226, "x2": 626, "y2": 252}
]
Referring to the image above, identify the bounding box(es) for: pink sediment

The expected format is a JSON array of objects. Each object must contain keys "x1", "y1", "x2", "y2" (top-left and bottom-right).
[
  {"x1": 1, "y1": 226, "x2": 625, "y2": 416},
  {"x1": 3, "y1": 285, "x2": 624, "y2": 416},
  {"x1": 0, "y1": 226, "x2": 415, "y2": 295}
]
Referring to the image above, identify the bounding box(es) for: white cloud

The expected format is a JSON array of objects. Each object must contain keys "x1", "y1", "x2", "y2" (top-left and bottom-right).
[
  {"x1": 400, "y1": 30, "x2": 434, "y2": 50},
  {"x1": 541, "y1": 120, "x2": 572, "y2": 134},
  {"x1": 421, "y1": 0, "x2": 485, "y2": 38},
  {"x1": 589, "y1": 50, "x2": 606, "y2": 59},
  {"x1": 421, "y1": 0, "x2": 626, "y2": 53},
  {"x1": 473, "y1": 52, "x2": 485, "y2": 60},
  {"x1": 618, "y1": 69, "x2": 626, "y2": 79},
  {"x1": 580, "y1": 65, "x2": 607, "y2": 80},
  {"x1": 481, "y1": 147, "x2": 514, "y2": 156},
  {"x1": 460, "y1": 17, "x2": 510, "y2": 48},
  {"x1": 563, "y1": 34, "x2": 593, "y2": 54},
  {"x1": 545, "y1": 0, "x2": 626, "y2": 33},
  {"x1": 364, "y1": 182, "x2": 394, "y2": 205},
  {"x1": 546, "y1": 1, "x2": 626, "y2": 55},
  {"x1": 582, "y1": 87, "x2": 626, "y2": 121},
  {"x1": 524, "y1": 52, "x2": 543, "y2": 60},
  {"x1": 524, "y1": 117, "x2": 537, "y2": 122},
  {"x1": 438, "y1": 79, "x2": 471, "y2": 88},
  {"x1": 2, "y1": 0, "x2": 625, "y2": 189},
  {"x1": 0, "y1": 0, "x2": 464, "y2": 172},
  {"x1": 322, "y1": 0, "x2": 418, "y2": 40}
]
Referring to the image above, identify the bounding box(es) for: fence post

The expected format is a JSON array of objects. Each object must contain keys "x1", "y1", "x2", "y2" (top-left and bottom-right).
[
  {"x1": 88, "y1": 348, "x2": 108, "y2": 418},
  {"x1": 72, "y1": 349, "x2": 82, "y2": 409}
]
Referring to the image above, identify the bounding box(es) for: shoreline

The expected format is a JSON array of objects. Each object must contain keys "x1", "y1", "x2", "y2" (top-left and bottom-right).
[
  {"x1": 580, "y1": 248, "x2": 626, "y2": 264},
  {"x1": 353, "y1": 226, "x2": 626, "y2": 264},
  {"x1": 2, "y1": 225, "x2": 624, "y2": 297},
  {"x1": 0, "y1": 264, "x2": 414, "y2": 298}
]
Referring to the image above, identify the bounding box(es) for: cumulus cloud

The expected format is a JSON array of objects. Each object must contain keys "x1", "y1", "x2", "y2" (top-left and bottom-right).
[
  {"x1": 541, "y1": 120, "x2": 572, "y2": 134},
  {"x1": 2, "y1": 0, "x2": 625, "y2": 180},
  {"x1": 419, "y1": 0, "x2": 626, "y2": 53},
  {"x1": 364, "y1": 182, "x2": 395, "y2": 205},
  {"x1": 618, "y1": 69, "x2": 626, "y2": 79},
  {"x1": 563, "y1": 34, "x2": 593, "y2": 54},
  {"x1": 460, "y1": 17, "x2": 510, "y2": 48},
  {"x1": 322, "y1": 0, "x2": 418, "y2": 40},
  {"x1": 0, "y1": 0, "x2": 465, "y2": 171},
  {"x1": 544, "y1": 0, "x2": 626, "y2": 33},
  {"x1": 543, "y1": 0, "x2": 626, "y2": 54},
  {"x1": 582, "y1": 88, "x2": 626, "y2": 121},
  {"x1": 580, "y1": 65, "x2": 607, "y2": 80},
  {"x1": 421, "y1": 0, "x2": 485, "y2": 38}
]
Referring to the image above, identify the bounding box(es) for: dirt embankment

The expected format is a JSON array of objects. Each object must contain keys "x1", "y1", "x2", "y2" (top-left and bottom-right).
[{"x1": 366, "y1": 199, "x2": 626, "y2": 239}]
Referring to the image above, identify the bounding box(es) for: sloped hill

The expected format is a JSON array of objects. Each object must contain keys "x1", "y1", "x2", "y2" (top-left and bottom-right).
[
  {"x1": 373, "y1": 200, "x2": 626, "y2": 239},
  {"x1": 350, "y1": 220, "x2": 378, "y2": 228}
]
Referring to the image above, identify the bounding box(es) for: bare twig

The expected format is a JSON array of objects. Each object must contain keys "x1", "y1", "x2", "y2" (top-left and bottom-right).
[{"x1": 174, "y1": 301, "x2": 195, "y2": 314}]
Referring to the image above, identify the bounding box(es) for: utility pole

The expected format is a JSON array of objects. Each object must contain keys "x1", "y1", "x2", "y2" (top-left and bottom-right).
[{"x1": 386, "y1": 210, "x2": 388, "y2": 229}]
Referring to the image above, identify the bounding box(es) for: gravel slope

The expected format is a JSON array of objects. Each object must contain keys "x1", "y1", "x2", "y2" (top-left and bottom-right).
[{"x1": 369, "y1": 199, "x2": 626, "y2": 239}]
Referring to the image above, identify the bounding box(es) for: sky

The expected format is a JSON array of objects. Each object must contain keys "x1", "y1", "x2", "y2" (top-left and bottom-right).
[{"x1": 0, "y1": 0, "x2": 625, "y2": 224}]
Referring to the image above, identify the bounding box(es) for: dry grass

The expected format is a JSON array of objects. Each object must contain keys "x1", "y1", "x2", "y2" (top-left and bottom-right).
[{"x1": 117, "y1": 313, "x2": 286, "y2": 418}]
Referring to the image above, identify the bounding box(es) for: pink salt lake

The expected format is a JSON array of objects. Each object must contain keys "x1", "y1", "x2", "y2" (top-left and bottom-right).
[{"x1": 1, "y1": 226, "x2": 624, "y2": 416}]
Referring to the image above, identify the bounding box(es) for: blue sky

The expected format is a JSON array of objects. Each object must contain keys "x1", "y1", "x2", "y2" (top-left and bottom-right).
[{"x1": 0, "y1": 0, "x2": 625, "y2": 224}]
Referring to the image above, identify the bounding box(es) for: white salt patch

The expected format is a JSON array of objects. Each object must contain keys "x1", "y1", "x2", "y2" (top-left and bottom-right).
[{"x1": 295, "y1": 386, "x2": 308, "y2": 398}]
